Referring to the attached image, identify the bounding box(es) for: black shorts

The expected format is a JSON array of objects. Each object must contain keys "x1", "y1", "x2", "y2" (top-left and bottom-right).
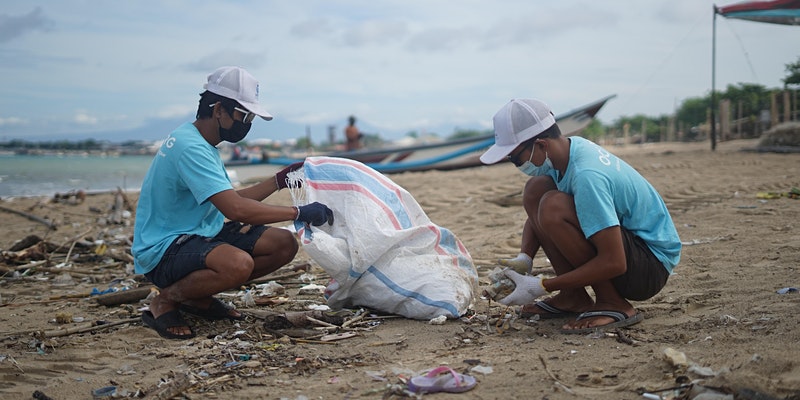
[
  {"x1": 611, "y1": 228, "x2": 670, "y2": 301},
  {"x1": 144, "y1": 221, "x2": 268, "y2": 289}
]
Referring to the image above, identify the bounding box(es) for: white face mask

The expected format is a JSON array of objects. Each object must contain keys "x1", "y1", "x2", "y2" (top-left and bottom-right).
[{"x1": 517, "y1": 146, "x2": 553, "y2": 177}]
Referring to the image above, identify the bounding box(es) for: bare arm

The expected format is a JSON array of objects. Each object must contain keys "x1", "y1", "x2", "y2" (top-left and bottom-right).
[
  {"x1": 210, "y1": 189, "x2": 296, "y2": 225},
  {"x1": 542, "y1": 226, "x2": 627, "y2": 291},
  {"x1": 235, "y1": 176, "x2": 280, "y2": 202},
  {"x1": 520, "y1": 218, "x2": 541, "y2": 259}
]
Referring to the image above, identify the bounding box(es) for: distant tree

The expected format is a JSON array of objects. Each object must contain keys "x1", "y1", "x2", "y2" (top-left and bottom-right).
[
  {"x1": 722, "y1": 83, "x2": 770, "y2": 115},
  {"x1": 447, "y1": 129, "x2": 489, "y2": 140},
  {"x1": 676, "y1": 96, "x2": 710, "y2": 130},
  {"x1": 579, "y1": 119, "x2": 605, "y2": 141},
  {"x1": 295, "y1": 137, "x2": 313, "y2": 150},
  {"x1": 783, "y1": 56, "x2": 800, "y2": 87}
]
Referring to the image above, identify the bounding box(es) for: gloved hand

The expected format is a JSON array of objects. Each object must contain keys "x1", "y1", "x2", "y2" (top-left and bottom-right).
[
  {"x1": 498, "y1": 253, "x2": 533, "y2": 275},
  {"x1": 296, "y1": 202, "x2": 334, "y2": 226},
  {"x1": 275, "y1": 161, "x2": 305, "y2": 190},
  {"x1": 497, "y1": 269, "x2": 549, "y2": 306}
]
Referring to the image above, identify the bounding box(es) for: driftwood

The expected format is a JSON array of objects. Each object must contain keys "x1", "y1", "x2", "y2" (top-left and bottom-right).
[
  {"x1": 0, "y1": 204, "x2": 57, "y2": 230},
  {"x1": 38, "y1": 317, "x2": 140, "y2": 338},
  {"x1": 95, "y1": 285, "x2": 154, "y2": 306},
  {"x1": 0, "y1": 317, "x2": 140, "y2": 341},
  {"x1": 142, "y1": 373, "x2": 193, "y2": 400}
]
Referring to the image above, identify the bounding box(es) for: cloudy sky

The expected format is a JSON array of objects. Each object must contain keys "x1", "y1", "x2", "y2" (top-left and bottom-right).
[{"x1": 1, "y1": 1, "x2": 798, "y2": 143}]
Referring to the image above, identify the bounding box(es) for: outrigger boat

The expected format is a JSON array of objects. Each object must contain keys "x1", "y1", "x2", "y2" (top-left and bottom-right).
[{"x1": 226, "y1": 95, "x2": 615, "y2": 182}]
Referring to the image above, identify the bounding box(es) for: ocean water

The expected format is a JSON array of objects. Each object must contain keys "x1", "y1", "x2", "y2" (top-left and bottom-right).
[{"x1": 0, "y1": 154, "x2": 155, "y2": 197}]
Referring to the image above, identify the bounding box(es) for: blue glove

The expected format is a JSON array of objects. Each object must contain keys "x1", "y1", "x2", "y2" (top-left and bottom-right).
[{"x1": 296, "y1": 202, "x2": 334, "y2": 226}]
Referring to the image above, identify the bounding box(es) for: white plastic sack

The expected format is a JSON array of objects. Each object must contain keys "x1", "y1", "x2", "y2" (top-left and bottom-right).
[{"x1": 288, "y1": 156, "x2": 477, "y2": 320}]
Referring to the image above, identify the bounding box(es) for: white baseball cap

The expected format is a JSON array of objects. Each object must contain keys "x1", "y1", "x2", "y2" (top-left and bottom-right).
[
  {"x1": 203, "y1": 66, "x2": 273, "y2": 121},
  {"x1": 479, "y1": 98, "x2": 556, "y2": 164}
]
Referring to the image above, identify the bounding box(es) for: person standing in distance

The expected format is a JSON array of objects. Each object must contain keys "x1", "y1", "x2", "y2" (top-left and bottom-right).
[
  {"x1": 344, "y1": 115, "x2": 362, "y2": 151},
  {"x1": 132, "y1": 66, "x2": 333, "y2": 339},
  {"x1": 480, "y1": 98, "x2": 680, "y2": 334}
]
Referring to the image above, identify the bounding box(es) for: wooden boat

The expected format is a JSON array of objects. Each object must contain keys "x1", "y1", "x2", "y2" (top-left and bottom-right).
[{"x1": 226, "y1": 95, "x2": 615, "y2": 181}]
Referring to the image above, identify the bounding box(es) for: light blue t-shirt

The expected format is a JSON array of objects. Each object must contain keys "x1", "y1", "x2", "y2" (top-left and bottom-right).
[
  {"x1": 132, "y1": 122, "x2": 233, "y2": 274},
  {"x1": 555, "y1": 137, "x2": 681, "y2": 273}
]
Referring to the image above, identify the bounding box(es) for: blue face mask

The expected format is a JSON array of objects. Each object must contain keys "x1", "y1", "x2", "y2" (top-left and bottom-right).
[{"x1": 517, "y1": 146, "x2": 553, "y2": 177}]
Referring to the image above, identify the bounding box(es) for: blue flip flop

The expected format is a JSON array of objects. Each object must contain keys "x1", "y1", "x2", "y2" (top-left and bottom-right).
[
  {"x1": 407, "y1": 366, "x2": 477, "y2": 394},
  {"x1": 560, "y1": 310, "x2": 643, "y2": 335}
]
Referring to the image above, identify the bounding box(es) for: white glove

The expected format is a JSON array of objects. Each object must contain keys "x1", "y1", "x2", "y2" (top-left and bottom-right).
[
  {"x1": 497, "y1": 269, "x2": 548, "y2": 306},
  {"x1": 498, "y1": 253, "x2": 532, "y2": 275}
]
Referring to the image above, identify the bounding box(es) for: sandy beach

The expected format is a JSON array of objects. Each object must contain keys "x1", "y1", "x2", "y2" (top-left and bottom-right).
[{"x1": 1, "y1": 138, "x2": 799, "y2": 399}]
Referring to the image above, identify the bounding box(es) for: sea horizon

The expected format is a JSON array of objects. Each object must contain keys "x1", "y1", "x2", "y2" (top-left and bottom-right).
[{"x1": 0, "y1": 153, "x2": 154, "y2": 198}]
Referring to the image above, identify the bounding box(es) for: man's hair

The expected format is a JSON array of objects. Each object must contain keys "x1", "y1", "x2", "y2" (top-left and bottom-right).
[
  {"x1": 536, "y1": 123, "x2": 562, "y2": 139},
  {"x1": 196, "y1": 90, "x2": 238, "y2": 119},
  {"x1": 520, "y1": 123, "x2": 562, "y2": 147}
]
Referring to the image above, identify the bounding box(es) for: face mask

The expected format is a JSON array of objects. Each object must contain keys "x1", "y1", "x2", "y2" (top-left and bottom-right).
[
  {"x1": 517, "y1": 148, "x2": 553, "y2": 177},
  {"x1": 218, "y1": 118, "x2": 251, "y2": 143}
]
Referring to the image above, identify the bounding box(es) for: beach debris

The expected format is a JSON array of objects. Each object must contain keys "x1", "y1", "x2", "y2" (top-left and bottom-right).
[
  {"x1": 94, "y1": 285, "x2": 154, "y2": 306},
  {"x1": 486, "y1": 190, "x2": 524, "y2": 207},
  {"x1": 662, "y1": 347, "x2": 689, "y2": 368},
  {"x1": 0, "y1": 204, "x2": 57, "y2": 230},
  {"x1": 90, "y1": 385, "x2": 116, "y2": 398},
  {"x1": 256, "y1": 281, "x2": 285, "y2": 296},
  {"x1": 756, "y1": 187, "x2": 800, "y2": 200},
  {"x1": 53, "y1": 190, "x2": 86, "y2": 205},
  {"x1": 680, "y1": 235, "x2": 734, "y2": 246},
  {"x1": 140, "y1": 372, "x2": 192, "y2": 400},
  {"x1": 776, "y1": 287, "x2": 798, "y2": 294},
  {"x1": 32, "y1": 391, "x2": 55, "y2": 400},
  {"x1": 107, "y1": 188, "x2": 134, "y2": 225},
  {"x1": 481, "y1": 267, "x2": 515, "y2": 302}
]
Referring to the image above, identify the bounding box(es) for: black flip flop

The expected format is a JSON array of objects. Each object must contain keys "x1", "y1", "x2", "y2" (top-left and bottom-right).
[
  {"x1": 560, "y1": 310, "x2": 643, "y2": 335},
  {"x1": 141, "y1": 310, "x2": 196, "y2": 340},
  {"x1": 180, "y1": 297, "x2": 243, "y2": 321},
  {"x1": 520, "y1": 300, "x2": 580, "y2": 319}
]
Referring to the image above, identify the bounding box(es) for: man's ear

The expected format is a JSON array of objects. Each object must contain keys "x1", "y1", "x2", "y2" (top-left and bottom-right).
[{"x1": 210, "y1": 102, "x2": 221, "y2": 118}]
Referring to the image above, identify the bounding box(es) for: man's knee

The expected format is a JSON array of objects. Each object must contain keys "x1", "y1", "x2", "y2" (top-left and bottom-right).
[
  {"x1": 538, "y1": 191, "x2": 575, "y2": 227},
  {"x1": 523, "y1": 176, "x2": 556, "y2": 209},
  {"x1": 259, "y1": 228, "x2": 298, "y2": 259}
]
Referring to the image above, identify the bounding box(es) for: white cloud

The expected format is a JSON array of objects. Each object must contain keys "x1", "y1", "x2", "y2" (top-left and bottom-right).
[
  {"x1": 0, "y1": 116, "x2": 27, "y2": 126},
  {"x1": 74, "y1": 112, "x2": 98, "y2": 125}
]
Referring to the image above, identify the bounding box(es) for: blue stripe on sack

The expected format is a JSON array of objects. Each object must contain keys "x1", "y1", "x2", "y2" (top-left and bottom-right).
[
  {"x1": 438, "y1": 229, "x2": 476, "y2": 275},
  {"x1": 366, "y1": 265, "x2": 459, "y2": 317},
  {"x1": 307, "y1": 161, "x2": 414, "y2": 229}
]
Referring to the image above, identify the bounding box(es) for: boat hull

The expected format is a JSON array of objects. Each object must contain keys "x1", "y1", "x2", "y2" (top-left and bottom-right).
[{"x1": 226, "y1": 95, "x2": 615, "y2": 181}]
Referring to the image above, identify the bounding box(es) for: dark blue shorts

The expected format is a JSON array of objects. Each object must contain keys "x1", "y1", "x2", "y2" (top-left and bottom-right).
[
  {"x1": 144, "y1": 221, "x2": 268, "y2": 289},
  {"x1": 612, "y1": 228, "x2": 670, "y2": 301}
]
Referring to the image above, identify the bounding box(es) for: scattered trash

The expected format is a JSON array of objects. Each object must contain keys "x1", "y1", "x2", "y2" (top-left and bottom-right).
[
  {"x1": 407, "y1": 366, "x2": 477, "y2": 394},
  {"x1": 257, "y1": 281, "x2": 285, "y2": 297},
  {"x1": 662, "y1": 347, "x2": 689, "y2": 368},
  {"x1": 470, "y1": 365, "x2": 493, "y2": 375},
  {"x1": 680, "y1": 235, "x2": 734, "y2": 246},
  {"x1": 428, "y1": 315, "x2": 447, "y2": 325},
  {"x1": 91, "y1": 385, "x2": 116, "y2": 399},
  {"x1": 777, "y1": 287, "x2": 798, "y2": 294},
  {"x1": 757, "y1": 187, "x2": 800, "y2": 199},
  {"x1": 481, "y1": 267, "x2": 516, "y2": 302}
]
